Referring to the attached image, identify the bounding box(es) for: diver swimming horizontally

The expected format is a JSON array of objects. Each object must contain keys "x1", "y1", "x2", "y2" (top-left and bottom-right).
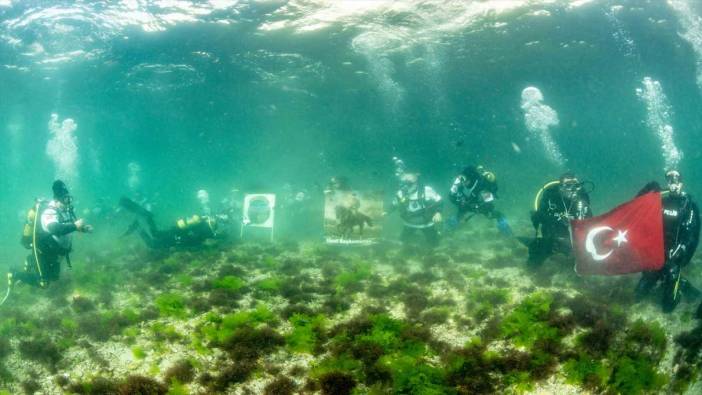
[
  {"x1": 634, "y1": 170, "x2": 701, "y2": 313},
  {"x1": 528, "y1": 172, "x2": 592, "y2": 265},
  {"x1": 448, "y1": 164, "x2": 512, "y2": 236},
  {"x1": 6, "y1": 180, "x2": 93, "y2": 294},
  {"x1": 120, "y1": 196, "x2": 229, "y2": 249}
]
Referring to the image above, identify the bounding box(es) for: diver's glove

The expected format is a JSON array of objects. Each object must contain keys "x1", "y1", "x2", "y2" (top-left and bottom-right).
[{"x1": 497, "y1": 217, "x2": 513, "y2": 237}]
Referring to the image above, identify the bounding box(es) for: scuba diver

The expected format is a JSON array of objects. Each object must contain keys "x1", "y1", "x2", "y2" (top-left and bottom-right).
[
  {"x1": 388, "y1": 172, "x2": 443, "y2": 248},
  {"x1": 324, "y1": 176, "x2": 352, "y2": 195},
  {"x1": 528, "y1": 172, "x2": 592, "y2": 265},
  {"x1": 220, "y1": 187, "x2": 243, "y2": 223},
  {"x1": 7, "y1": 180, "x2": 93, "y2": 292},
  {"x1": 448, "y1": 165, "x2": 512, "y2": 235},
  {"x1": 120, "y1": 197, "x2": 228, "y2": 249},
  {"x1": 635, "y1": 170, "x2": 700, "y2": 313}
]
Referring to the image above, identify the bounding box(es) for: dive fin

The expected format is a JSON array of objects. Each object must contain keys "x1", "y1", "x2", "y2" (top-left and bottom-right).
[
  {"x1": 516, "y1": 236, "x2": 534, "y2": 247},
  {"x1": 119, "y1": 197, "x2": 153, "y2": 219},
  {"x1": 122, "y1": 220, "x2": 141, "y2": 237}
]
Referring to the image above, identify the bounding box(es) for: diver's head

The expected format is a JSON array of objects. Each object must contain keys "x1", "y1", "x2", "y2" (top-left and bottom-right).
[
  {"x1": 463, "y1": 165, "x2": 496, "y2": 183},
  {"x1": 461, "y1": 165, "x2": 478, "y2": 177},
  {"x1": 558, "y1": 172, "x2": 581, "y2": 200},
  {"x1": 477, "y1": 165, "x2": 496, "y2": 183},
  {"x1": 666, "y1": 170, "x2": 683, "y2": 195},
  {"x1": 330, "y1": 176, "x2": 350, "y2": 191},
  {"x1": 52, "y1": 180, "x2": 72, "y2": 206},
  {"x1": 400, "y1": 173, "x2": 419, "y2": 193}
]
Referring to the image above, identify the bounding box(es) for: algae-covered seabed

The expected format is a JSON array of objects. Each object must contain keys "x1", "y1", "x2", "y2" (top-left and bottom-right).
[{"x1": 2, "y1": 219, "x2": 702, "y2": 395}]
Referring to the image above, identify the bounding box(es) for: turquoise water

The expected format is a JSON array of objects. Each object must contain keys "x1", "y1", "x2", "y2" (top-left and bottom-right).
[
  {"x1": 2, "y1": 1, "x2": 702, "y2": 245},
  {"x1": 2, "y1": 1, "x2": 702, "y2": 393}
]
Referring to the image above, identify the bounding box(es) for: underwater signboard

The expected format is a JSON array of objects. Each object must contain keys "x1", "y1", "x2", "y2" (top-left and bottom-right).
[
  {"x1": 241, "y1": 194, "x2": 276, "y2": 241},
  {"x1": 324, "y1": 191, "x2": 383, "y2": 245},
  {"x1": 242, "y1": 194, "x2": 276, "y2": 228}
]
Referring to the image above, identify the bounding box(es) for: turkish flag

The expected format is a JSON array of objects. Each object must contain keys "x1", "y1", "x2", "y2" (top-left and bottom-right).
[{"x1": 572, "y1": 192, "x2": 665, "y2": 275}]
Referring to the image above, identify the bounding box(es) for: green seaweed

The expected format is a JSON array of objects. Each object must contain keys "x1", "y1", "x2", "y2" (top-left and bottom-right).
[
  {"x1": 132, "y1": 346, "x2": 146, "y2": 359},
  {"x1": 151, "y1": 322, "x2": 182, "y2": 342},
  {"x1": 334, "y1": 261, "x2": 372, "y2": 293},
  {"x1": 379, "y1": 354, "x2": 448, "y2": 394},
  {"x1": 213, "y1": 275, "x2": 245, "y2": 291},
  {"x1": 609, "y1": 356, "x2": 666, "y2": 395},
  {"x1": 286, "y1": 313, "x2": 326, "y2": 354},
  {"x1": 200, "y1": 305, "x2": 278, "y2": 345},
  {"x1": 562, "y1": 356, "x2": 610, "y2": 389},
  {"x1": 466, "y1": 288, "x2": 510, "y2": 321},
  {"x1": 256, "y1": 276, "x2": 282, "y2": 293},
  {"x1": 154, "y1": 293, "x2": 187, "y2": 318},
  {"x1": 500, "y1": 291, "x2": 559, "y2": 348},
  {"x1": 561, "y1": 315, "x2": 668, "y2": 394},
  {"x1": 166, "y1": 380, "x2": 188, "y2": 395}
]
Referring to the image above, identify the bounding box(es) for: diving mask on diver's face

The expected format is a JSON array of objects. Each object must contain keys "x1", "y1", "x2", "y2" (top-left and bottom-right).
[
  {"x1": 400, "y1": 181, "x2": 417, "y2": 193},
  {"x1": 559, "y1": 178, "x2": 581, "y2": 199},
  {"x1": 400, "y1": 174, "x2": 419, "y2": 193},
  {"x1": 666, "y1": 170, "x2": 683, "y2": 194}
]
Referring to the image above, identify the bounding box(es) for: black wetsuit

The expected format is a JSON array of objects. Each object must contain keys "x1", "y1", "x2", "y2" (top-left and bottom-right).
[
  {"x1": 120, "y1": 197, "x2": 218, "y2": 249},
  {"x1": 139, "y1": 217, "x2": 217, "y2": 249},
  {"x1": 635, "y1": 183, "x2": 700, "y2": 312},
  {"x1": 449, "y1": 168, "x2": 503, "y2": 221},
  {"x1": 529, "y1": 184, "x2": 592, "y2": 265}
]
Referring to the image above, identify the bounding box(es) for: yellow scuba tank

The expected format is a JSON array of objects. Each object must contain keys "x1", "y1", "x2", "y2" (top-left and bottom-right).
[
  {"x1": 176, "y1": 215, "x2": 202, "y2": 230},
  {"x1": 533, "y1": 181, "x2": 560, "y2": 211},
  {"x1": 20, "y1": 203, "x2": 41, "y2": 249}
]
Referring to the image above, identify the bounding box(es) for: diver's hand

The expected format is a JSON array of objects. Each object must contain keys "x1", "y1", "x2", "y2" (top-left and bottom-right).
[
  {"x1": 669, "y1": 245, "x2": 686, "y2": 260},
  {"x1": 432, "y1": 212, "x2": 442, "y2": 224},
  {"x1": 74, "y1": 219, "x2": 92, "y2": 233}
]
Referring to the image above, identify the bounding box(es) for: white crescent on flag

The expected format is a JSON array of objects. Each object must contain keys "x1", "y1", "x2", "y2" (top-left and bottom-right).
[
  {"x1": 573, "y1": 192, "x2": 663, "y2": 276},
  {"x1": 585, "y1": 226, "x2": 613, "y2": 261},
  {"x1": 584, "y1": 227, "x2": 630, "y2": 262}
]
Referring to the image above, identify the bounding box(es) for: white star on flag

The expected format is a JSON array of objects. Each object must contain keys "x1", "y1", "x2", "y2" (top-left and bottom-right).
[{"x1": 613, "y1": 230, "x2": 628, "y2": 247}]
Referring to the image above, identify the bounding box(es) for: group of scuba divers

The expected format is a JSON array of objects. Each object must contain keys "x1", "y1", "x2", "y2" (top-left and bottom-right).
[
  {"x1": 386, "y1": 157, "x2": 699, "y2": 315},
  {"x1": 3, "y1": 159, "x2": 701, "y2": 318},
  {"x1": 3, "y1": 181, "x2": 229, "y2": 304}
]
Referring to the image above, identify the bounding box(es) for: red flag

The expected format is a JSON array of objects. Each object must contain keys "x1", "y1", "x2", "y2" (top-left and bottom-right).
[{"x1": 572, "y1": 192, "x2": 664, "y2": 275}]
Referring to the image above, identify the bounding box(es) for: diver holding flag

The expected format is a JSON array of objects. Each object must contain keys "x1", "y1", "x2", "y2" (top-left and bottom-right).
[
  {"x1": 527, "y1": 172, "x2": 592, "y2": 265},
  {"x1": 571, "y1": 170, "x2": 699, "y2": 312},
  {"x1": 632, "y1": 170, "x2": 700, "y2": 312}
]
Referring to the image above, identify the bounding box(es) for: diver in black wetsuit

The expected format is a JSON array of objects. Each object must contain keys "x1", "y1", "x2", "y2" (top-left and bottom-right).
[
  {"x1": 528, "y1": 172, "x2": 592, "y2": 265},
  {"x1": 448, "y1": 165, "x2": 512, "y2": 235},
  {"x1": 120, "y1": 197, "x2": 227, "y2": 249},
  {"x1": 635, "y1": 170, "x2": 700, "y2": 313}
]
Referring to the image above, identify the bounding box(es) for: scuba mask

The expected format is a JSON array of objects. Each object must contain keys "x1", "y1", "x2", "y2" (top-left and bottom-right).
[
  {"x1": 400, "y1": 173, "x2": 419, "y2": 194},
  {"x1": 401, "y1": 181, "x2": 418, "y2": 194},
  {"x1": 559, "y1": 178, "x2": 582, "y2": 200},
  {"x1": 62, "y1": 194, "x2": 74, "y2": 206},
  {"x1": 666, "y1": 170, "x2": 683, "y2": 195}
]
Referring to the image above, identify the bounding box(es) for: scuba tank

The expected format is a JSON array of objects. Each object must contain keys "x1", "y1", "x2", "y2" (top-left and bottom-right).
[{"x1": 20, "y1": 200, "x2": 46, "y2": 249}]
